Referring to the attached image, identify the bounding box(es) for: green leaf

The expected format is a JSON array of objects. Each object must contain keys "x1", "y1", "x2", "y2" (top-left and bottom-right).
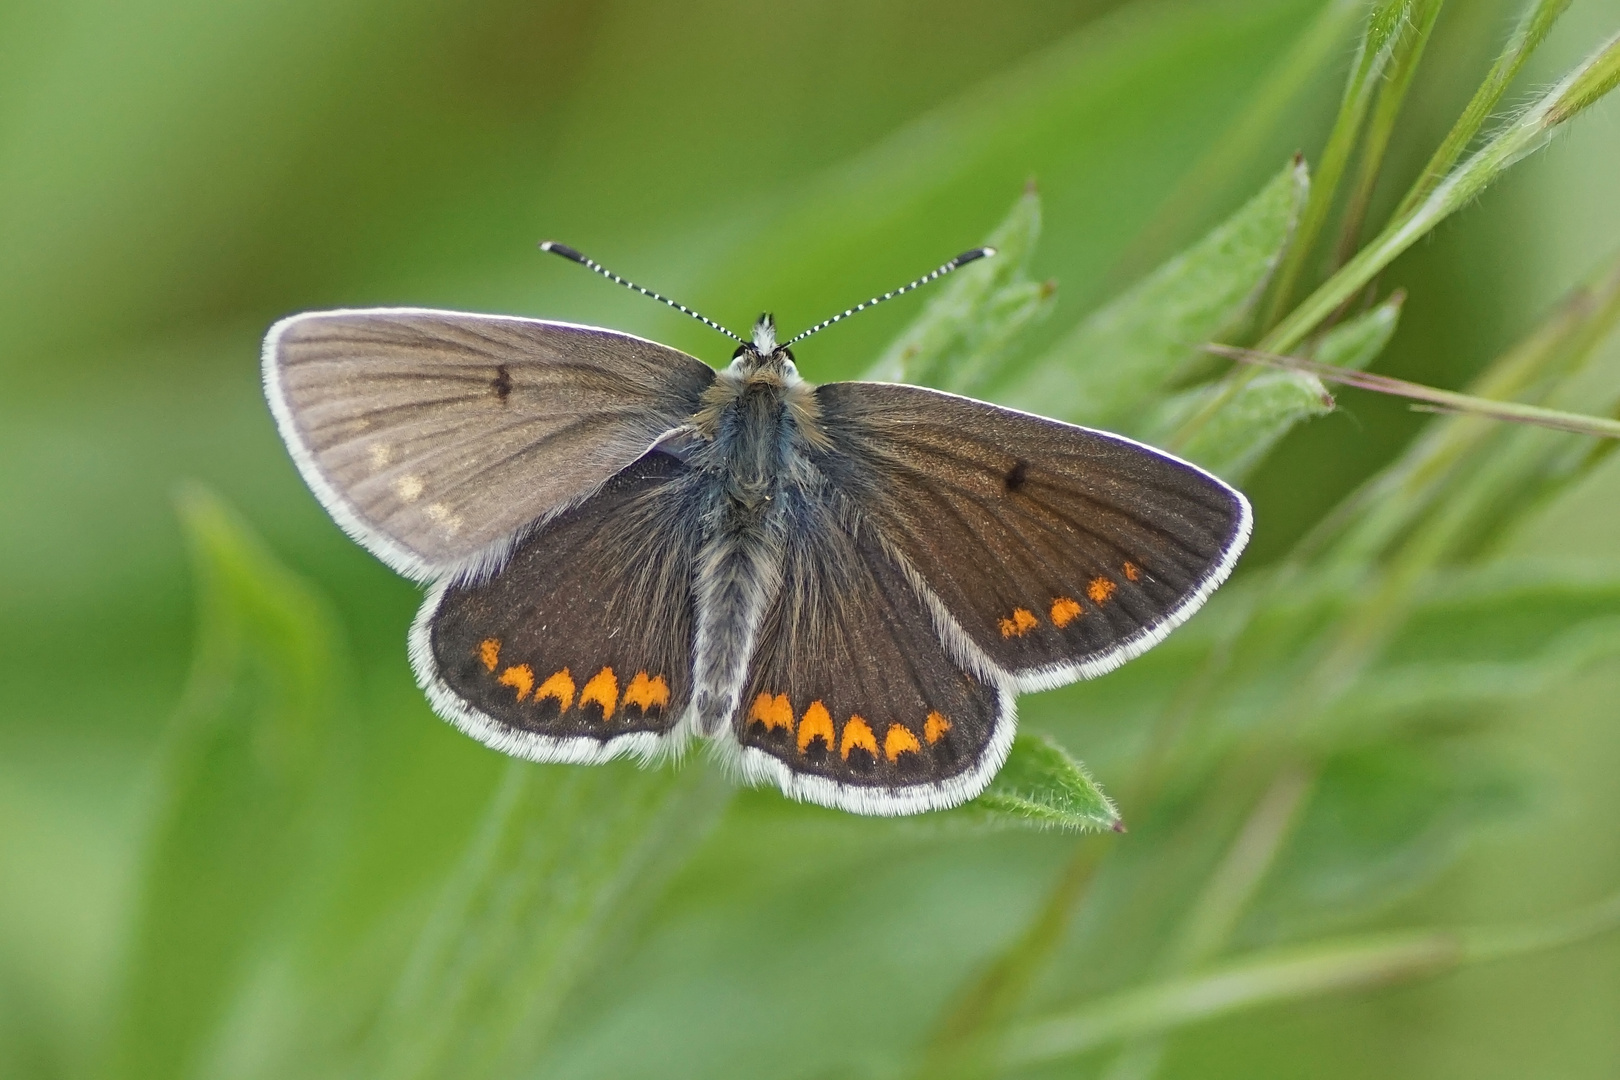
[
  {"x1": 863, "y1": 183, "x2": 1054, "y2": 394},
  {"x1": 1262, "y1": 0, "x2": 1415, "y2": 324},
  {"x1": 1001, "y1": 157, "x2": 1308, "y2": 431},
  {"x1": 106, "y1": 484, "x2": 352, "y2": 1080},
  {"x1": 960, "y1": 733, "x2": 1121, "y2": 833},
  {"x1": 1242, "y1": 742, "x2": 1523, "y2": 943},
  {"x1": 366, "y1": 761, "x2": 732, "y2": 1080},
  {"x1": 1161, "y1": 291, "x2": 1405, "y2": 480}
]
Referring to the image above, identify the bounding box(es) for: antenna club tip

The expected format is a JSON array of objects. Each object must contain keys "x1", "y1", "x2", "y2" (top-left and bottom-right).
[
  {"x1": 958, "y1": 246, "x2": 995, "y2": 265},
  {"x1": 539, "y1": 240, "x2": 588, "y2": 263}
]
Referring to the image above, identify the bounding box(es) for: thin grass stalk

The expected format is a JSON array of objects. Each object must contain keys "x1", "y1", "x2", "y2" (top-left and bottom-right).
[
  {"x1": 1332, "y1": 0, "x2": 1446, "y2": 268},
  {"x1": 1391, "y1": 0, "x2": 1573, "y2": 220}
]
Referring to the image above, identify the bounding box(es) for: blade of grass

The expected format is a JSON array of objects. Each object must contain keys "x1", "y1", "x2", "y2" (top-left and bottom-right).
[
  {"x1": 1119, "y1": 0, "x2": 1365, "y2": 278},
  {"x1": 1209, "y1": 343, "x2": 1620, "y2": 438},
  {"x1": 1098, "y1": 764, "x2": 1316, "y2": 1080},
  {"x1": 999, "y1": 886, "x2": 1620, "y2": 1069},
  {"x1": 1307, "y1": 250, "x2": 1620, "y2": 566},
  {"x1": 1261, "y1": 0, "x2": 1415, "y2": 327},
  {"x1": 1391, "y1": 0, "x2": 1573, "y2": 220},
  {"x1": 106, "y1": 486, "x2": 352, "y2": 1080},
  {"x1": 367, "y1": 761, "x2": 732, "y2": 1080},
  {"x1": 1332, "y1": 0, "x2": 1446, "y2": 267},
  {"x1": 1003, "y1": 157, "x2": 1307, "y2": 431},
  {"x1": 1174, "y1": 30, "x2": 1620, "y2": 450},
  {"x1": 1268, "y1": 28, "x2": 1620, "y2": 356}
]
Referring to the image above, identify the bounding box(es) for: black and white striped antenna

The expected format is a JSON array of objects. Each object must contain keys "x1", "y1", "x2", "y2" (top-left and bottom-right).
[
  {"x1": 539, "y1": 241, "x2": 746, "y2": 344},
  {"x1": 781, "y1": 247, "x2": 995, "y2": 347}
]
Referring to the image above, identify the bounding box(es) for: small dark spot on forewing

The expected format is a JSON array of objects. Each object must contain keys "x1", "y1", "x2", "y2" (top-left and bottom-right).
[
  {"x1": 493, "y1": 364, "x2": 513, "y2": 400},
  {"x1": 1004, "y1": 459, "x2": 1028, "y2": 492}
]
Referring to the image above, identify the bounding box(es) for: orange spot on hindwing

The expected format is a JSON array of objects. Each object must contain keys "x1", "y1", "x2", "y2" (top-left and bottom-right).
[
  {"x1": 498, "y1": 664, "x2": 534, "y2": 701},
  {"x1": 884, "y1": 724, "x2": 921, "y2": 761},
  {"x1": 748, "y1": 692, "x2": 794, "y2": 733},
  {"x1": 579, "y1": 667, "x2": 619, "y2": 720},
  {"x1": 623, "y1": 672, "x2": 670, "y2": 714},
  {"x1": 925, "y1": 711, "x2": 951, "y2": 744},
  {"x1": 1050, "y1": 597, "x2": 1083, "y2": 627},
  {"x1": 999, "y1": 607, "x2": 1039, "y2": 638},
  {"x1": 534, "y1": 668, "x2": 575, "y2": 711},
  {"x1": 1123, "y1": 561, "x2": 1141, "y2": 582},
  {"x1": 479, "y1": 638, "x2": 501, "y2": 672},
  {"x1": 841, "y1": 716, "x2": 878, "y2": 760},
  {"x1": 798, "y1": 701, "x2": 834, "y2": 752},
  {"x1": 1087, "y1": 577, "x2": 1117, "y2": 604}
]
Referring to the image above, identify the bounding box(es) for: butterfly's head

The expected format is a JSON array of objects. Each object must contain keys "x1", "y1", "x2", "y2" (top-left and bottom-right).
[{"x1": 751, "y1": 313, "x2": 778, "y2": 356}]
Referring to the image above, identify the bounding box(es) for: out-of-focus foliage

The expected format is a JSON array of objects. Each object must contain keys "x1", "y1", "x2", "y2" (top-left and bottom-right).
[{"x1": 3, "y1": 2, "x2": 1620, "y2": 1080}]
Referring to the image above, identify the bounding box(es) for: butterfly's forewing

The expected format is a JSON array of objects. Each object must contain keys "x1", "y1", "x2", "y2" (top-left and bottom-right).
[
  {"x1": 811, "y1": 382, "x2": 1250, "y2": 690},
  {"x1": 264, "y1": 308, "x2": 714, "y2": 580},
  {"x1": 729, "y1": 487, "x2": 1013, "y2": 815},
  {"x1": 415, "y1": 451, "x2": 701, "y2": 763}
]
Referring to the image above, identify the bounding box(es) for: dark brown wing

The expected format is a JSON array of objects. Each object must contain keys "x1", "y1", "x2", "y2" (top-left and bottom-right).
[
  {"x1": 415, "y1": 452, "x2": 701, "y2": 764},
  {"x1": 728, "y1": 484, "x2": 1013, "y2": 815},
  {"x1": 810, "y1": 382, "x2": 1250, "y2": 691},
  {"x1": 264, "y1": 308, "x2": 714, "y2": 580}
]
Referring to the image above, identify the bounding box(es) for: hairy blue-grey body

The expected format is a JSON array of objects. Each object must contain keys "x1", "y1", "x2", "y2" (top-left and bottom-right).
[{"x1": 686, "y1": 318, "x2": 824, "y2": 736}]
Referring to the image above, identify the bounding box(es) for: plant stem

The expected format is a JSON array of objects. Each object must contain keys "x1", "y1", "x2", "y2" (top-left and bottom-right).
[
  {"x1": 1261, "y1": 0, "x2": 1414, "y2": 329},
  {"x1": 1332, "y1": 0, "x2": 1446, "y2": 269},
  {"x1": 1210, "y1": 343, "x2": 1620, "y2": 439},
  {"x1": 1390, "y1": 0, "x2": 1573, "y2": 221},
  {"x1": 999, "y1": 887, "x2": 1620, "y2": 1069}
]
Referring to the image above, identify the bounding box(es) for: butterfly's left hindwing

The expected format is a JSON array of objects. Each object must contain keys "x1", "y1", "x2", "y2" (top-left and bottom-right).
[
  {"x1": 413, "y1": 451, "x2": 701, "y2": 764},
  {"x1": 730, "y1": 487, "x2": 1013, "y2": 815}
]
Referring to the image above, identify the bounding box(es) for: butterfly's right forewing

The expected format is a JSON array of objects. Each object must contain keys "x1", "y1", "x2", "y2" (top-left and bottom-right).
[{"x1": 265, "y1": 308, "x2": 714, "y2": 580}]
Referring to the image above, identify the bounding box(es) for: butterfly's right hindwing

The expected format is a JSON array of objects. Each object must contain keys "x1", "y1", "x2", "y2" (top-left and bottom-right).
[
  {"x1": 265, "y1": 308, "x2": 715, "y2": 580},
  {"x1": 414, "y1": 452, "x2": 702, "y2": 764}
]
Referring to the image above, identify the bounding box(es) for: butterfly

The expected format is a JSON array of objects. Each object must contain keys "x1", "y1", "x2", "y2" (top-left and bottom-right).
[{"x1": 262, "y1": 243, "x2": 1250, "y2": 815}]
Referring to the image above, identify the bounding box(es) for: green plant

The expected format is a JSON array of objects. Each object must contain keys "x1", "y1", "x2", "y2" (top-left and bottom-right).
[{"x1": 28, "y1": 3, "x2": 1620, "y2": 1079}]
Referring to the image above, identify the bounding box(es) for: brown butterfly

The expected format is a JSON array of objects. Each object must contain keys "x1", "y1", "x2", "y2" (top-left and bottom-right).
[{"x1": 263, "y1": 245, "x2": 1249, "y2": 815}]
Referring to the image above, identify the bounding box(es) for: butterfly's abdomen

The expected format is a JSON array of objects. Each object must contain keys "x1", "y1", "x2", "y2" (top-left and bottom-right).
[{"x1": 688, "y1": 374, "x2": 805, "y2": 736}]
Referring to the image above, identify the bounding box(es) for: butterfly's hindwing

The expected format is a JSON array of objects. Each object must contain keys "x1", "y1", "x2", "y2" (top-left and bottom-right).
[
  {"x1": 730, "y1": 488, "x2": 1012, "y2": 814},
  {"x1": 265, "y1": 308, "x2": 714, "y2": 580},
  {"x1": 414, "y1": 452, "x2": 701, "y2": 763},
  {"x1": 812, "y1": 382, "x2": 1250, "y2": 689}
]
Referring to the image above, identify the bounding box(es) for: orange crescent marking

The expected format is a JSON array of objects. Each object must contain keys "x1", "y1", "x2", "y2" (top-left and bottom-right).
[
  {"x1": 1123, "y1": 561, "x2": 1141, "y2": 582},
  {"x1": 797, "y1": 701, "x2": 834, "y2": 752},
  {"x1": 498, "y1": 664, "x2": 534, "y2": 701},
  {"x1": 1087, "y1": 577, "x2": 1117, "y2": 605},
  {"x1": 748, "y1": 692, "x2": 794, "y2": 733},
  {"x1": 884, "y1": 724, "x2": 921, "y2": 761},
  {"x1": 925, "y1": 711, "x2": 951, "y2": 744},
  {"x1": 479, "y1": 638, "x2": 501, "y2": 672},
  {"x1": 1050, "y1": 597, "x2": 1082, "y2": 627},
  {"x1": 1000, "y1": 607, "x2": 1039, "y2": 637},
  {"x1": 840, "y1": 716, "x2": 878, "y2": 760},
  {"x1": 534, "y1": 668, "x2": 575, "y2": 711},
  {"x1": 579, "y1": 667, "x2": 618, "y2": 720},
  {"x1": 623, "y1": 672, "x2": 670, "y2": 713}
]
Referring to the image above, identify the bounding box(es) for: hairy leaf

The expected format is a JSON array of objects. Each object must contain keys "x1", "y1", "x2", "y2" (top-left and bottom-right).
[{"x1": 1002, "y1": 157, "x2": 1307, "y2": 431}]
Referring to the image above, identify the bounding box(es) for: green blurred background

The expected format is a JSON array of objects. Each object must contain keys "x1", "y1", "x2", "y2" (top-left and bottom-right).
[{"x1": 3, "y1": 0, "x2": 1619, "y2": 1077}]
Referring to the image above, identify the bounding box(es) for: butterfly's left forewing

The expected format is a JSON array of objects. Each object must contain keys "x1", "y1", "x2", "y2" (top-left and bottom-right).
[
  {"x1": 415, "y1": 451, "x2": 702, "y2": 764},
  {"x1": 809, "y1": 382, "x2": 1251, "y2": 692}
]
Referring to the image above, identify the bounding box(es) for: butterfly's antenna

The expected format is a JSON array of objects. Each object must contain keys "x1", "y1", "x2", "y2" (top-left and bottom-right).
[
  {"x1": 539, "y1": 241, "x2": 746, "y2": 344},
  {"x1": 782, "y1": 247, "x2": 995, "y2": 348}
]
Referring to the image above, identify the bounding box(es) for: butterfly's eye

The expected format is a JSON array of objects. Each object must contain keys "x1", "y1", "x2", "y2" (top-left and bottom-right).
[
  {"x1": 781, "y1": 358, "x2": 799, "y2": 378},
  {"x1": 732, "y1": 344, "x2": 750, "y2": 359}
]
